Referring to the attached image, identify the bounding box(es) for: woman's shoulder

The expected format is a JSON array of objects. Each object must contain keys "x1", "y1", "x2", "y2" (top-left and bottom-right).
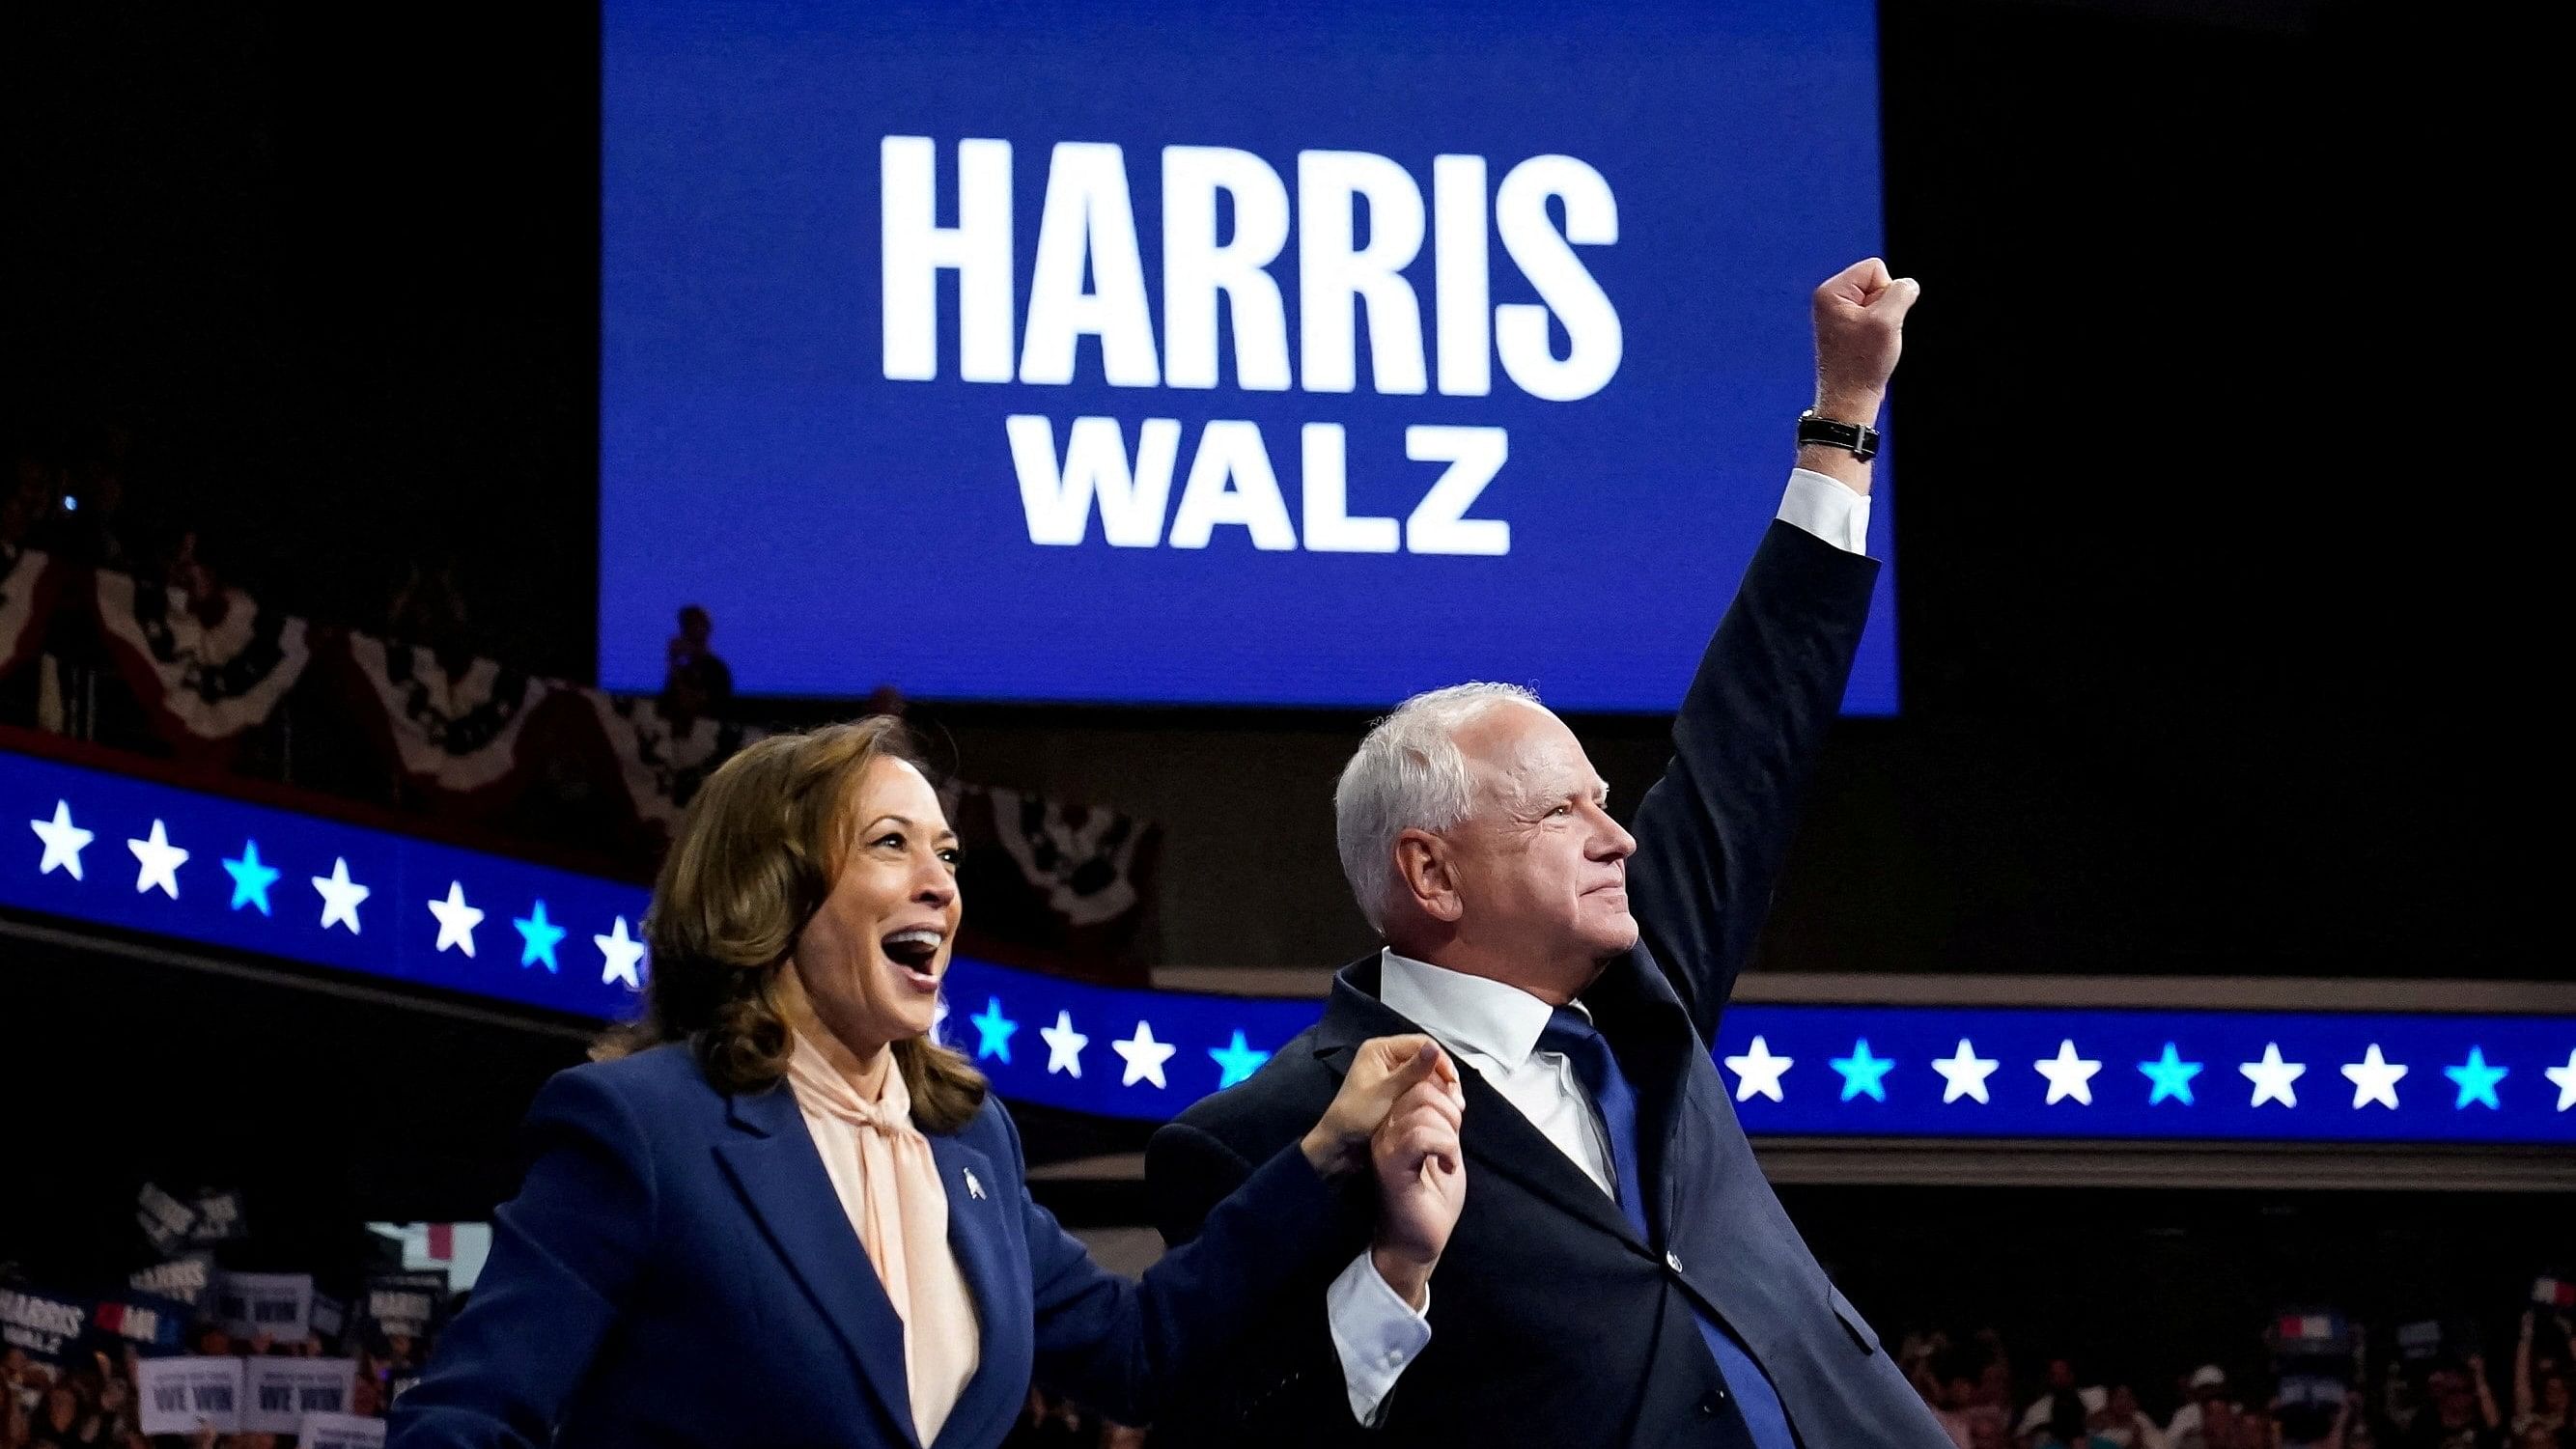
[{"x1": 546, "y1": 1041, "x2": 727, "y2": 1119}]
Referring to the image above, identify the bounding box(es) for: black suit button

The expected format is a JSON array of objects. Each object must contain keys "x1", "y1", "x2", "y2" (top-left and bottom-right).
[{"x1": 1699, "y1": 1389, "x2": 1729, "y2": 1417}]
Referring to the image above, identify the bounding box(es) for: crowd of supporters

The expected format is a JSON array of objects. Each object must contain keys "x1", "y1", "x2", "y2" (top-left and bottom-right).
[{"x1": 1896, "y1": 1303, "x2": 2574, "y2": 1449}]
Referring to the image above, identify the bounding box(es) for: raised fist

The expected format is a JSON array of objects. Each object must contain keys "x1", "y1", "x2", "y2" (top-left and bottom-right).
[{"x1": 1811, "y1": 257, "x2": 1921, "y2": 421}]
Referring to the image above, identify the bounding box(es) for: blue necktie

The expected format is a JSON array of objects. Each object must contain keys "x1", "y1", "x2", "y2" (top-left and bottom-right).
[{"x1": 1539, "y1": 1007, "x2": 1797, "y2": 1449}]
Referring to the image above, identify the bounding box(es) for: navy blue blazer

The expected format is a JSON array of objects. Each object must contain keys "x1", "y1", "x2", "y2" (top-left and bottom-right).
[
  {"x1": 1148, "y1": 522, "x2": 1954, "y2": 1448},
  {"x1": 389, "y1": 1043, "x2": 1351, "y2": 1449}
]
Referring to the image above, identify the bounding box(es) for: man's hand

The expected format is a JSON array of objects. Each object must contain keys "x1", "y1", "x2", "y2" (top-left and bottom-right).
[
  {"x1": 1805, "y1": 257, "x2": 1921, "y2": 493},
  {"x1": 1302, "y1": 1035, "x2": 1456, "y2": 1179},
  {"x1": 1368, "y1": 1070, "x2": 1467, "y2": 1311},
  {"x1": 1811, "y1": 256, "x2": 1919, "y2": 421}
]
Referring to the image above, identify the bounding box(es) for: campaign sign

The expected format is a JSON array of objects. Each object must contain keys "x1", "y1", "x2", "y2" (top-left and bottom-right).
[
  {"x1": 130, "y1": 1254, "x2": 215, "y2": 1309},
  {"x1": 216, "y1": 1272, "x2": 314, "y2": 1343},
  {"x1": 361, "y1": 1272, "x2": 446, "y2": 1339},
  {"x1": 245, "y1": 1357, "x2": 359, "y2": 1435},
  {"x1": 136, "y1": 1182, "x2": 198, "y2": 1255},
  {"x1": 90, "y1": 1292, "x2": 192, "y2": 1351},
  {"x1": 137, "y1": 1355, "x2": 246, "y2": 1436},
  {"x1": 0, "y1": 1286, "x2": 88, "y2": 1363},
  {"x1": 600, "y1": 0, "x2": 1897, "y2": 711},
  {"x1": 299, "y1": 1411, "x2": 388, "y2": 1449},
  {"x1": 189, "y1": 1188, "x2": 246, "y2": 1245}
]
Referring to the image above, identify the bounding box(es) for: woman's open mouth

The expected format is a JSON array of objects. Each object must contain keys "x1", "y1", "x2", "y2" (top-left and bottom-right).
[{"x1": 882, "y1": 928, "x2": 945, "y2": 991}]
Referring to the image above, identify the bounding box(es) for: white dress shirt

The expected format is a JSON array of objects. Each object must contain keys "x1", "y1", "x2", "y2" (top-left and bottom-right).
[{"x1": 1320, "y1": 468, "x2": 1872, "y2": 1423}]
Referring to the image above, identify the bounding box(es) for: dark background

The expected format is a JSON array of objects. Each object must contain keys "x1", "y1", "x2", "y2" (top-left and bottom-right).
[
  {"x1": 2, "y1": 0, "x2": 2559, "y2": 1364},
  {"x1": 6, "y1": 0, "x2": 2547, "y2": 985}
]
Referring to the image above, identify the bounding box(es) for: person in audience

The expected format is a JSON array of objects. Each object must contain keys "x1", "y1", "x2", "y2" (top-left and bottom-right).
[
  {"x1": 2098, "y1": 1384, "x2": 2168, "y2": 1449},
  {"x1": 2036, "y1": 1388, "x2": 2124, "y2": 1449},
  {"x1": 387, "y1": 717, "x2": 1468, "y2": 1449},
  {"x1": 659, "y1": 602, "x2": 733, "y2": 720},
  {"x1": 2513, "y1": 1311, "x2": 2574, "y2": 1443},
  {"x1": 22, "y1": 1380, "x2": 101, "y2": 1449},
  {"x1": 2023, "y1": 1360, "x2": 2087, "y2": 1439},
  {"x1": 1928, "y1": 1344, "x2": 1992, "y2": 1449},
  {"x1": 2401, "y1": 1363, "x2": 2504, "y2": 1449},
  {"x1": 2175, "y1": 1366, "x2": 2245, "y2": 1449}
]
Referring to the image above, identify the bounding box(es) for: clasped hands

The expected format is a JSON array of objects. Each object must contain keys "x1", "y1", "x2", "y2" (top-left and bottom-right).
[{"x1": 1301, "y1": 1035, "x2": 1468, "y2": 1311}]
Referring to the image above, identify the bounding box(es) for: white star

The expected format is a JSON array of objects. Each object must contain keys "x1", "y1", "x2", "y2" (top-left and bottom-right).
[
  {"x1": 2240, "y1": 1042, "x2": 2306, "y2": 1108},
  {"x1": 594, "y1": 916, "x2": 646, "y2": 989},
  {"x1": 427, "y1": 881, "x2": 484, "y2": 957},
  {"x1": 2338, "y1": 1044, "x2": 2408, "y2": 1110},
  {"x1": 933, "y1": 995, "x2": 950, "y2": 1045},
  {"x1": 2033, "y1": 1039, "x2": 2103, "y2": 1105},
  {"x1": 2544, "y1": 1050, "x2": 2576, "y2": 1113},
  {"x1": 1931, "y1": 1039, "x2": 2002, "y2": 1104},
  {"x1": 1110, "y1": 1020, "x2": 1177, "y2": 1089},
  {"x1": 312, "y1": 857, "x2": 370, "y2": 934},
  {"x1": 1040, "y1": 1011, "x2": 1090, "y2": 1078},
  {"x1": 30, "y1": 800, "x2": 94, "y2": 880},
  {"x1": 1722, "y1": 1036, "x2": 1795, "y2": 1102},
  {"x1": 126, "y1": 820, "x2": 189, "y2": 899}
]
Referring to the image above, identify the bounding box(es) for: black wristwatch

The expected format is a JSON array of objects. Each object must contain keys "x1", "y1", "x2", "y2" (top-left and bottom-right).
[{"x1": 1796, "y1": 408, "x2": 1881, "y2": 462}]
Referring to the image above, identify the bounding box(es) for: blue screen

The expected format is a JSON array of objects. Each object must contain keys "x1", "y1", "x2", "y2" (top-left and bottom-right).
[{"x1": 599, "y1": 0, "x2": 1897, "y2": 711}]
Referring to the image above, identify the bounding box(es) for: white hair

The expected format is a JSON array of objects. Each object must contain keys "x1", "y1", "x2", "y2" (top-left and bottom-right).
[{"x1": 1334, "y1": 682, "x2": 1544, "y2": 933}]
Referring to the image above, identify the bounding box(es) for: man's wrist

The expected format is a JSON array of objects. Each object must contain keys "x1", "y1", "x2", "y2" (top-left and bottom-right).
[
  {"x1": 1371, "y1": 1243, "x2": 1433, "y2": 1311},
  {"x1": 1811, "y1": 389, "x2": 1886, "y2": 425}
]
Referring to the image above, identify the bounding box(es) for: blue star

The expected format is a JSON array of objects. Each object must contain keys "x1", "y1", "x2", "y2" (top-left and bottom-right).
[
  {"x1": 514, "y1": 900, "x2": 567, "y2": 972},
  {"x1": 1829, "y1": 1039, "x2": 1895, "y2": 1102},
  {"x1": 1209, "y1": 1030, "x2": 1272, "y2": 1089},
  {"x1": 969, "y1": 997, "x2": 1018, "y2": 1064},
  {"x1": 221, "y1": 841, "x2": 281, "y2": 915},
  {"x1": 2444, "y1": 1046, "x2": 2507, "y2": 1110},
  {"x1": 2139, "y1": 1043, "x2": 2203, "y2": 1105}
]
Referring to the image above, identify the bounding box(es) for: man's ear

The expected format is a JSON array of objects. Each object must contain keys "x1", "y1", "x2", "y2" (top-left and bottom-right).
[{"x1": 1393, "y1": 828, "x2": 1462, "y2": 924}]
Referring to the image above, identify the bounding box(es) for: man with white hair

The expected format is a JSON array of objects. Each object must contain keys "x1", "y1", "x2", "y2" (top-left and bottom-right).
[{"x1": 1145, "y1": 259, "x2": 1946, "y2": 1448}]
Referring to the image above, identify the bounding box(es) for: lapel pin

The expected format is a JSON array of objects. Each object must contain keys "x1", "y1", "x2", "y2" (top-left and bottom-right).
[{"x1": 964, "y1": 1167, "x2": 986, "y2": 1200}]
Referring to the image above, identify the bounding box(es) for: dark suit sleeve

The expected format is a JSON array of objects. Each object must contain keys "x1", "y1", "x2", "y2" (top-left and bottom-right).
[
  {"x1": 388, "y1": 1070, "x2": 658, "y2": 1449},
  {"x1": 1138, "y1": 1119, "x2": 1379, "y2": 1447},
  {"x1": 1626, "y1": 518, "x2": 1880, "y2": 1043},
  {"x1": 1007, "y1": 1102, "x2": 1358, "y2": 1430}
]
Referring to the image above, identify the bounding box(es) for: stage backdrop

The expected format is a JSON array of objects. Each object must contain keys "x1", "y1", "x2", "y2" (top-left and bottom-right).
[{"x1": 599, "y1": 0, "x2": 1895, "y2": 712}]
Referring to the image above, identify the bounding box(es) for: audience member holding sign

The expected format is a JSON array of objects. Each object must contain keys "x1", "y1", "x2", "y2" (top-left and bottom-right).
[{"x1": 387, "y1": 718, "x2": 1469, "y2": 1449}]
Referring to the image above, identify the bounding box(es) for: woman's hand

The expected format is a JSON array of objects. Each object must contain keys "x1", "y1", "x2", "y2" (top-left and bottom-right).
[{"x1": 1301, "y1": 1035, "x2": 1457, "y2": 1179}]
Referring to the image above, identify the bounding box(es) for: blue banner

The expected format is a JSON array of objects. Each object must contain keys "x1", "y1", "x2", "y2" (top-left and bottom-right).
[
  {"x1": 3, "y1": 748, "x2": 645, "y2": 1021},
  {"x1": 8, "y1": 742, "x2": 2571, "y2": 1145}
]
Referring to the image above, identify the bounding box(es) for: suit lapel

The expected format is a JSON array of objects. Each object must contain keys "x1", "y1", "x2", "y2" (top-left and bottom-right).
[
  {"x1": 926, "y1": 1134, "x2": 1017, "y2": 1449},
  {"x1": 713, "y1": 1084, "x2": 917, "y2": 1446},
  {"x1": 1317, "y1": 957, "x2": 1646, "y2": 1254}
]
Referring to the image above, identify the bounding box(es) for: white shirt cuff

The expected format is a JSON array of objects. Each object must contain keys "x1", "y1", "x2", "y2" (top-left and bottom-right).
[
  {"x1": 1325, "y1": 1250, "x2": 1432, "y2": 1427},
  {"x1": 1778, "y1": 467, "x2": 1871, "y2": 555}
]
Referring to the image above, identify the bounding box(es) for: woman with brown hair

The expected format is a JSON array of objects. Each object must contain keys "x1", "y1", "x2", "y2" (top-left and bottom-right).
[{"x1": 390, "y1": 717, "x2": 1465, "y2": 1449}]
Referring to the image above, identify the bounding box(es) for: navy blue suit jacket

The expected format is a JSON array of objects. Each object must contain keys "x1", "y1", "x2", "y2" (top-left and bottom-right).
[
  {"x1": 1147, "y1": 522, "x2": 1953, "y2": 1448},
  {"x1": 389, "y1": 1043, "x2": 1352, "y2": 1449}
]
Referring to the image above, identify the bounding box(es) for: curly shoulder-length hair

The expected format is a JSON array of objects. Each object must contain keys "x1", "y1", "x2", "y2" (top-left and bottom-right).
[{"x1": 595, "y1": 715, "x2": 988, "y2": 1132}]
